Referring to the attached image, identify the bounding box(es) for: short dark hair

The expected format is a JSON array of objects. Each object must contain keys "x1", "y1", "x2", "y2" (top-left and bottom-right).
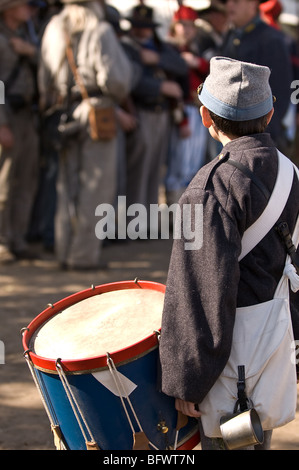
[{"x1": 208, "y1": 110, "x2": 269, "y2": 137}]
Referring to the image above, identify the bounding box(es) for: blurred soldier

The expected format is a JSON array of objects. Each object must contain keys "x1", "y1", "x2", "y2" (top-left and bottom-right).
[
  {"x1": 0, "y1": 0, "x2": 39, "y2": 263},
  {"x1": 220, "y1": 0, "x2": 294, "y2": 152},
  {"x1": 196, "y1": 0, "x2": 228, "y2": 61},
  {"x1": 38, "y1": 0, "x2": 133, "y2": 270},
  {"x1": 165, "y1": 5, "x2": 210, "y2": 206},
  {"x1": 122, "y1": 4, "x2": 188, "y2": 237},
  {"x1": 0, "y1": 0, "x2": 38, "y2": 263}
]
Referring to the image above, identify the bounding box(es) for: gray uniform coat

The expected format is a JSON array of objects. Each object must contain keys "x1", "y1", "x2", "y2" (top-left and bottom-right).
[{"x1": 159, "y1": 133, "x2": 299, "y2": 404}]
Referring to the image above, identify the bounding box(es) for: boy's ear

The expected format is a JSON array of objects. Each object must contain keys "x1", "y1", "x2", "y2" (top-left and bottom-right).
[
  {"x1": 200, "y1": 105, "x2": 213, "y2": 128},
  {"x1": 267, "y1": 108, "x2": 274, "y2": 125}
]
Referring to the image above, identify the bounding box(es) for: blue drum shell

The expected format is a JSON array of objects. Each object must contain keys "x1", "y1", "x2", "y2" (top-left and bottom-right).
[{"x1": 35, "y1": 347, "x2": 199, "y2": 450}]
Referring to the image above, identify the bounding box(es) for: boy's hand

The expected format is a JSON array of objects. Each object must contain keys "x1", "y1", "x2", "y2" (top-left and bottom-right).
[
  {"x1": 0, "y1": 125, "x2": 14, "y2": 148},
  {"x1": 10, "y1": 37, "x2": 36, "y2": 57},
  {"x1": 175, "y1": 398, "x2": 201, "y2": 418},
  {"x1": 160, "y1": 81, "x2": 183, "y2": 100}
]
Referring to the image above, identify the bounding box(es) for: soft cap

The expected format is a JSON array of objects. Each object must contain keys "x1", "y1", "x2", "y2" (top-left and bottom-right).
[{"x1": 198, "y1": 57, "x2": 273, "y2": 121}]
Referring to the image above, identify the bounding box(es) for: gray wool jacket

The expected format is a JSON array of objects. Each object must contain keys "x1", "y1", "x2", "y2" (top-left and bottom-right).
[{"x1": 159, "y1": 133, "x2": 299, "y2": 404}]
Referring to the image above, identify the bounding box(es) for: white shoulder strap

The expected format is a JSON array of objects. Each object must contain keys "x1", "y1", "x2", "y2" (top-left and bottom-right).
[{"x1": 239, "y1": 150, "x2": 298, "y2": 261}]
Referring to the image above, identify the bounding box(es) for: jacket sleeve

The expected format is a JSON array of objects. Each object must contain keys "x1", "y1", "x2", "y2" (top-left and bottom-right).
[
  {"x1": 158, "y1": 42, "x2": 189, "y2": 78},
  {"x1": 159, "y1": 187, "x2": 241, "y2": 404},
  {"x1": 38, "y1": 16, "x2": 70, "y2": 106},
  {"x1": 121, "y1": 39, "x2": 188, "y2": 101},
  {"x1": 94, "y1": 23, "x2": 133, "y2": 103}
]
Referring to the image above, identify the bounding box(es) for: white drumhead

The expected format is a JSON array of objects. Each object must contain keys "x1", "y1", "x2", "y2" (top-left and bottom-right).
[{"x1": 30, "y1": 288, "x2": 164, "y2": 360}]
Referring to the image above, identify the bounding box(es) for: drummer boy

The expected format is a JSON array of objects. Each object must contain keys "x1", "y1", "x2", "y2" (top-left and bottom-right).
[{"x1": 159, "y1": 56, "x2": 299, "y2": 450}]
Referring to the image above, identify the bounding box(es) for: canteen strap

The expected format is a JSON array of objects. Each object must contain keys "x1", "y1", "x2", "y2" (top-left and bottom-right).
[
  {"x1": 234, "y1": 365, "x2": 253, "y2": 413},
  {"x1": 56, "y1": 358, "x2": 100, "y2": 450},
  {"x1": 236, "y1": 365, "x2": 249, "y2": 412}
]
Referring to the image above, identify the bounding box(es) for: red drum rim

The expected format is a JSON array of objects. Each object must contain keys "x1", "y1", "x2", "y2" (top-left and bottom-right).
[
  {"x1": 177, "y1": 429, "x2": 200, "y2": 450},
  {"x1": 22, "y1": 280, "x2": 166, "y2": 374}
]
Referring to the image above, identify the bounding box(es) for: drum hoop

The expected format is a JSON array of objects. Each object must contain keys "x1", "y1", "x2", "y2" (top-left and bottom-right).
[
  {"x1": 177, "y1": 429, "x2": 201, "y2": 450},
  {"x1": 26, "y1": 344, "x2": 159, "y2": 375},
  {"x1": 22, "y1": 280, "x2": 165, "y2": 374}
]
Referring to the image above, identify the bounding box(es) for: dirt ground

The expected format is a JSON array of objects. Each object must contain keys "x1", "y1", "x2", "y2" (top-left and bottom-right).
[{"x1": 0, "y1": 237, "x2": 298, "y2": 451}]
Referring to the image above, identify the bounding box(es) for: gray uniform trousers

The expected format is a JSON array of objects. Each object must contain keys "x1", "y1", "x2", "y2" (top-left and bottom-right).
[
  {"x1": 55, "y1": 131, "x2": 116, "y2": 268},
  {"x1": 0, "y1": 107, "x2": 39, "y2": 253},
  {"x1": 126, "y1": 109, "x2": 170, "y2": 236}
]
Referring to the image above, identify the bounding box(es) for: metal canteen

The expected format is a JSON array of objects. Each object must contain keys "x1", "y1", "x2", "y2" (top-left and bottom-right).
[{"x1": 220, "y1": 408, "x2": 264, "y2": 450}]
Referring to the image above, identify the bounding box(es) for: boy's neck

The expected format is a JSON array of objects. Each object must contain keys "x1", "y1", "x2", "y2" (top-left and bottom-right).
[
  {"x1": 215, "y1": 130, "x2": 238, "y2": 147},
  {"x1": 219, "y1": 134, "x2": 234, "y2": 146}
]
